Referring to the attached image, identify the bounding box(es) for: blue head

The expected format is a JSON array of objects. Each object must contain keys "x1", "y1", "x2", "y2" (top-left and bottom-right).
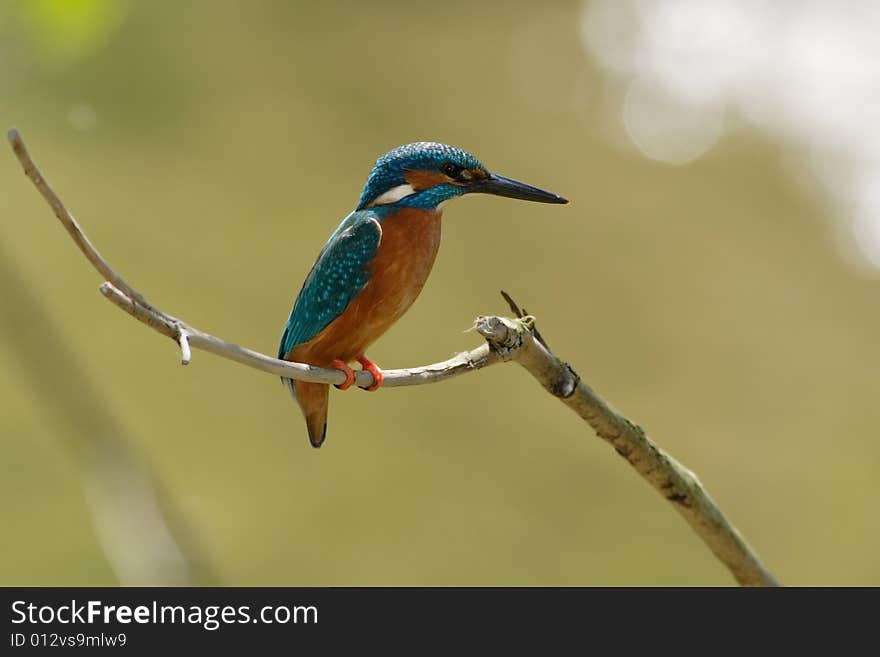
[{"x1": 356, "y1": 142, "x2": 567, "y2": 212}]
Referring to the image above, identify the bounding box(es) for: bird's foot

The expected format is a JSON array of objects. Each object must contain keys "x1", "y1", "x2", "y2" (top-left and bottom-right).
[
  {"x1": 331, "y1": 359, "x2": 356, "y2": 390},
  {"x1": 356, "y1": 356, "x2": 384, "y2": 392}
]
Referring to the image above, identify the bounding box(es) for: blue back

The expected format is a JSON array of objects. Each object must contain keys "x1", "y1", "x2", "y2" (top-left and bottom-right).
[{"x1": 278, "y1": 210, "x2": 382, "y2": 357}]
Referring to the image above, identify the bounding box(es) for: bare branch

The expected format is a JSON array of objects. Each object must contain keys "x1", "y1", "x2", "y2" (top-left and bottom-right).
[
  {"x1": 475, "y1": 316, "x2": 779, "y2": 587},
  {"x1": 8, "y1": 128, "x2": 153, "y2": 311},
  {"x1": 8, "y1": 129, "x2": 778, "y2": 586},
  {"x1": 97, "y1": 280, "x2": 497, "y2": 387}
]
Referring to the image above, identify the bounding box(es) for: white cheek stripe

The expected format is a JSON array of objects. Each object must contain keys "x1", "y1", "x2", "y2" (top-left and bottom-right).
[{"x1": 370, "y1": 183, "x2": 415, "y2": 206}]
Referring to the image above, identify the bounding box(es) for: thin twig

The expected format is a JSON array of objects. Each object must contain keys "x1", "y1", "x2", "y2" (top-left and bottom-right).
[
  {"x1": 501, "y1": 288, "x2": 549, "y2": 349},
  {"x1": 97, "y1": 280, "x2": 497, "y2": 387},
  {"x1": 475, "y1": 316, "x2": 779, "y2": 587},
  {"x1": 178, "y1": 329, "x2": 192, "y2": 366},
  {"x1": 7, "y1": 128, "x2": 779, "y2": 586},
  {"x1": 7, "y1": 129, "x2": 155, "y2": 312}
]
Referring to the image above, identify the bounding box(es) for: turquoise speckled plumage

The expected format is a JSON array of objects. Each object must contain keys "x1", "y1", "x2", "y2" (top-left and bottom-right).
[{"x1": 278, "y1": 211, "x2": 381, "y2": 359}]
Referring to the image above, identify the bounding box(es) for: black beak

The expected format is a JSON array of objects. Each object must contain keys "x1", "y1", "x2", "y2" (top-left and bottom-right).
[{"x1": 468, "y1": 172, "x2": 568, "y2": 204}]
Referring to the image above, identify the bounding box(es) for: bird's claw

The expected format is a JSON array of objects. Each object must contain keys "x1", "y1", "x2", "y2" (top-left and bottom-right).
[
  {"x1": 357, "y1": 356, "x2": 384, "y2": 392},
  {"x1": 331, "y1": 359, "x2": 356, "y2": 390}
]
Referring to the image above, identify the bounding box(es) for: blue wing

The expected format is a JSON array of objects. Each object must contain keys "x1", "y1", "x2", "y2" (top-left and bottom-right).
[{"x1": 278, "y1": 210, "x2": 382, "y2": 359}]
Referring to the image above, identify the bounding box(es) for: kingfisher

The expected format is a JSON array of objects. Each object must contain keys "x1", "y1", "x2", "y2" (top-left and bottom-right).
[{"x1": 278, "y1": 142, "x2": 567, "y2": 447}]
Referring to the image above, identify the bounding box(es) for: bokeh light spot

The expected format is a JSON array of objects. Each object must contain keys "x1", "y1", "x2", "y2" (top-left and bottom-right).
[
  {"x1": 20, "y1": 0, "x2": 130, "y2": 66},
  {"x1": 622, "y1": 78, "x2": 723, "y2": 165}
]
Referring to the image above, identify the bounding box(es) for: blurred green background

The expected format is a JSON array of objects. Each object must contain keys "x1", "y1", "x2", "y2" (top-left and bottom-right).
[{"x1": 2, "y1": 0, "x2": 879, "y2": 586}]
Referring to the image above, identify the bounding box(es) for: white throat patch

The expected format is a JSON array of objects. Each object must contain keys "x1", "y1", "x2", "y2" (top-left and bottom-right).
[{"x1": 369, "y1": 183, "x2": 416, "y2": 207}]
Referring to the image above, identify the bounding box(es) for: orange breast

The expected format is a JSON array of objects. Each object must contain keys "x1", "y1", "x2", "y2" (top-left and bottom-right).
[{"x1": 290, "y1": 208, "x2": 442, "y2": 365}]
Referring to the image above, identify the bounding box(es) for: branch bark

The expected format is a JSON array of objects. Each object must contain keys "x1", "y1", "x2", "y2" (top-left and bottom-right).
[{"x1": 7, "y1": 128, "x2": 779, "y2": 586}]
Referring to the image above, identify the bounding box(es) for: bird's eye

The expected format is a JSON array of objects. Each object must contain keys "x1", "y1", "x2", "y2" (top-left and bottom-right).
[{"x1": 442, "y1": 163, "x2": 462, "y2": 178}]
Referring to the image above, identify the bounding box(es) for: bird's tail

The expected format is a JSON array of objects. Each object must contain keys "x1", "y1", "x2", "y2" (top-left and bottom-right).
[{"x1": 285, "y1": 378, "x2": 329, "y2": 448}]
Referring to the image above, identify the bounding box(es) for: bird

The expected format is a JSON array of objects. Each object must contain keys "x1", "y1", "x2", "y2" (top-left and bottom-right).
[{"x1": 278, "y1": 142, "x2": 567, "y2": 447}]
